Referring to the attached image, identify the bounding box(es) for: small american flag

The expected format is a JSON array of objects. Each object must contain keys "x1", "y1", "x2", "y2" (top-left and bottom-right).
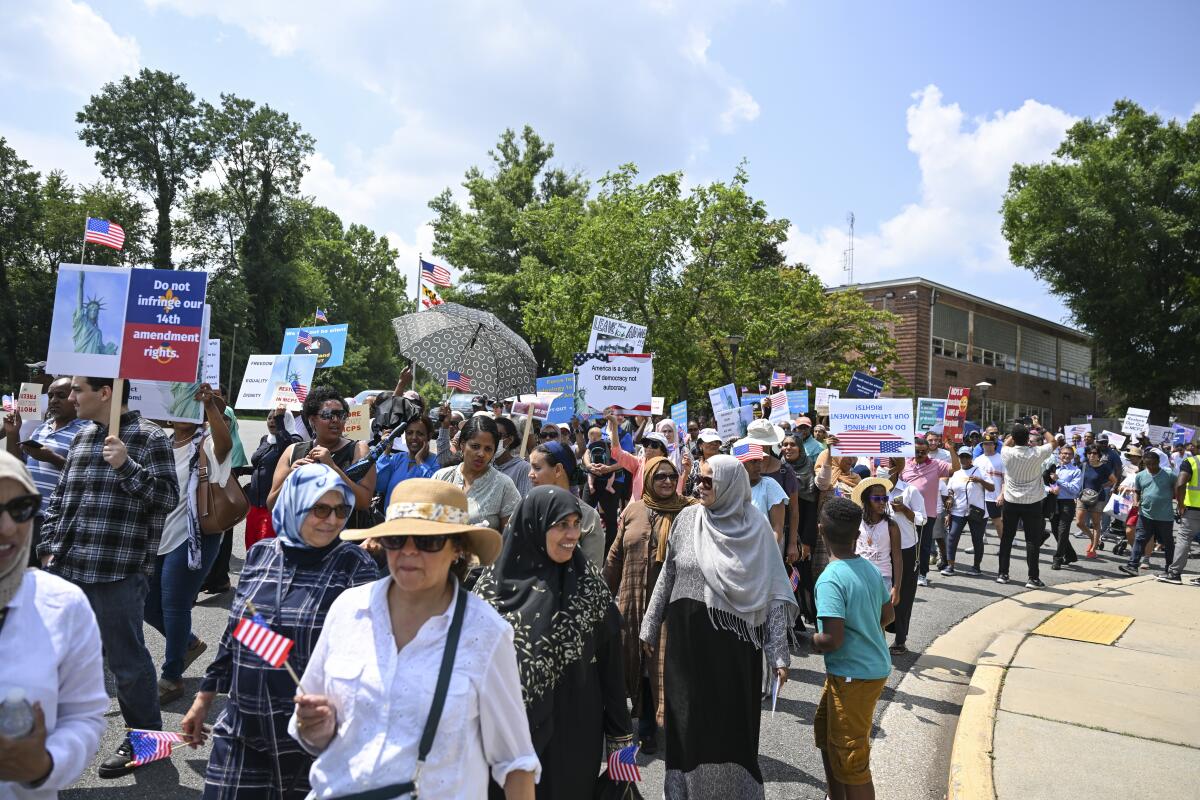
[
  {"x1": 607, "y1": 744, "x2": 641, "y2": 783},
  {"x1": 315, "y1": 308, "x2": 328, "y2": 322},
  {"x1": 447, "y1": 370, "x2": 472, "y2": 391},
  {"x1": 771, "y1": 370, "x2": 791, "y2": 388},
  {"x1": 290, "y1": 380, "x2": 309, "y2": 404},
  {"x1": 804, "y1": 378, "x2": 813, "y2": 388},
  {"x1": 733, "y1": 442, "x2": 763, "y2": 462},
  {"x1": 835, "y1": 430, "x2": 907, "y2": 455},
  {"x1": 758, "y1": 384, "x2": 767, "y2": 392},
  {"x1": 84, "y1": 217, "x2": 125, "y2": 250},
  {"x1": 233, "y1": 613, "x2": 295, "y2": 667},
  {"x1": 421, "y1": 258, "x2": 452, "y2": 287},
  {"x1": 128, "y1": 729, "x2": 185, "y2": 766},
  {"x1": 297, "y1": 329, "x2": 313, "y2": 346},
  {"x1": 869, "y1": 364, "x2": 878, "y2": 374},
  {"x1": 790, "y1": 567, "x2": 801, "y2": 592}
]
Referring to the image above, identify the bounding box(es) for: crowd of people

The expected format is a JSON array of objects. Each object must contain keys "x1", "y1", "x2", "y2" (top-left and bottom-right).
[{"x1": 3, "y1": 372, "x2": 1199, "y2": 799}]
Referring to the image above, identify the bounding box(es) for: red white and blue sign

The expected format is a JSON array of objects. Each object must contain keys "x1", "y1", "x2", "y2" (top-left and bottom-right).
[{"x1": 119, "y1": 268, "x2": 208, "y2": 382}]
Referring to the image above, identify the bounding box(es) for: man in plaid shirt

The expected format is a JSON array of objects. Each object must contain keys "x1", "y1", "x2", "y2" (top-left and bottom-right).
[{"x1": 38, "y1": 376, "x2": 179, "y2": 779}]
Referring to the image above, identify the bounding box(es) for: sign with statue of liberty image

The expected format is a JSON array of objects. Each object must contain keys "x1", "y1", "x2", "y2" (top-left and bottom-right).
[
  {"x1": 46, "y1": 265, "x2": 130, "y2": 377},
  {"x1": 129, "y1": 305, "x2": 216, "y2": 423}
]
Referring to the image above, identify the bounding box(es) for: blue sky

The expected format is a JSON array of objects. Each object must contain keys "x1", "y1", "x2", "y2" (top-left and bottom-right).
[{"x1": 3, "y1": 0, "x2": 1197, "y2": 326}]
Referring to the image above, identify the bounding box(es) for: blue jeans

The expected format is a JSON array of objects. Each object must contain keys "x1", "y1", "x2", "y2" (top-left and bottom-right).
[
  {"x1": 1128, "y1": 516, "x2": 1175, "y2": 570},
  {"x1": 78, "y1": 574, "x2": 162, "y2": 730},
  {"x1": 947, "y1": 512, "x2": 986, "y2": 567},
  {"x1": 144, "y1": 535, "x2": 223, "y2": 681},
  {"x1": 918, "y1": 518, "x2": 937, "y2": 576}
]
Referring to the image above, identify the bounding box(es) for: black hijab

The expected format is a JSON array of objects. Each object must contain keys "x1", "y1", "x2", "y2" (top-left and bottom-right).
[{"x1": 473, "y1": 485, "x2": 611, "y2": 729}]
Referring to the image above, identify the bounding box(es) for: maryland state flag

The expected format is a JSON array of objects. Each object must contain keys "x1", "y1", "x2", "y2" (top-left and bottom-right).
[{"x1": 421, "y1": 284, "x2": 445, "y2": 308}]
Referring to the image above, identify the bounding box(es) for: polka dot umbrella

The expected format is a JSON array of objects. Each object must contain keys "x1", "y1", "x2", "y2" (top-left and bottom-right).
[{"x1": 391, "y1": 303, "x2": 537, "y2": 399}]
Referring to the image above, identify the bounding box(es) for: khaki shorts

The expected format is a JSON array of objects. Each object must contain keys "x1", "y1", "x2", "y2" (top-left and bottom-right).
[{"x1": 814, "y1": 674, "x2": 887, "y2": 786}]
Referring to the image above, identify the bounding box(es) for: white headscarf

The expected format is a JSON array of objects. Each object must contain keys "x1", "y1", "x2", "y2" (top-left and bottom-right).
[
  {"x1": 0, "y1": 451, "x2": 37, "y2": 609},
  {"x1": 691, "y1": 455, "x2": 798, "y2": 646}
]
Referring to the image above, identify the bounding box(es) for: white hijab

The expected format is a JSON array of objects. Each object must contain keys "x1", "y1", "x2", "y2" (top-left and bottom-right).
[{"x1": 691, "y1": 455, "x2": 798, "y2": 646}]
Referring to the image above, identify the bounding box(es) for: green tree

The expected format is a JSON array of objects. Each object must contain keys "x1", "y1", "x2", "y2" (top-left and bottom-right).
[
  {"x1": 1002, "y1": 101, "x2": 1200, "y2": 423},
  {"x1": 77, "y1": 69, "x2": 212, "y2": 268},
  {"x1": 0, "y1": 138, "x2": 43, "y2": 384}
]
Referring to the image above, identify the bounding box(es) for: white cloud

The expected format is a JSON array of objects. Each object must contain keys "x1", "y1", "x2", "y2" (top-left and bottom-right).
[
  {"x1": 0, "y1": 123, "x2": 100, "y2": 183},
  {"x1": 0, "y1": 0, "x2": 139, "y2": 94},
  {"x1": 784, "y1": 85, "x2": 1077, "y2": 320},
  {"x1": 385, "y1": 223, "x2": 438, "y2": 300},
  {"x1": 720, "y1": 87, "x2": 760, "y2": 132}
]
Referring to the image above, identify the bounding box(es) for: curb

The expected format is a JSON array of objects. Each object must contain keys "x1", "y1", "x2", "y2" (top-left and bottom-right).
[{"x1": 944, "y1": 576, "x2": 1149, "y2": 800}]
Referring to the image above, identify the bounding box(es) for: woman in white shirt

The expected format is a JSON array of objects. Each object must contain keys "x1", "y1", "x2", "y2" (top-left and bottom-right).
[
  {"x1": 0, "y1": 451, "x2": 106, "y2": 797},
  {"x1": 289, "y1": 478, "x2": 538, "y2": 799},
  {"x1": 143, "y1": 383, "x2": 233, "y2": 704},
  {"x1": 850, "y1": 477, "x2": 902, "y2": 598},
  {"x1": 943, "y1": 447, "x2": 994, "y2": 577}
]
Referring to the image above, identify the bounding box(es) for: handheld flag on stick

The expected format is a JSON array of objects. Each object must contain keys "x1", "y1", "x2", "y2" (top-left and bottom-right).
[
  {"x1": 771, "y1": 370, "x2": 791, "y2": 388},
  {"x1": 238, "y1": 601, "x2": 305, "y2": 689},
  {"x1": 447, "y1": 370, "x2": 472, "y2": 391},
  {"x1": 315, "y1": 308, "x2": 329, "y2": 323},
  {"x1": 127, "y1": 729, "x2": 186, "y2": 767},
  {"x1": 607, "y1": 744, "x2": 641, "y2": 783},
  {"x1": 84, "y1": 217, "x2": 125, "y2": 250},
  {"x1": 789, "y1": 567, "x2": 801, "y2": 593}
]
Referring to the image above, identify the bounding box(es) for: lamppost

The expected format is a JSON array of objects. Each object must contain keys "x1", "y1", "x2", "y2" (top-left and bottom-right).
[
  {"x1": 722, "y1": 335, "x2": 745, "y2": 386},
  {"x1": 975, "y1": 380, "x2": 992, "y2": 426}
]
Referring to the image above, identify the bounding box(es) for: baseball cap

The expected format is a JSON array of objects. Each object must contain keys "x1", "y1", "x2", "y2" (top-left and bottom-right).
[
  {"x1": 957, "y1": 446, "x2": 973, "y2": 456},
  {"x1": 796, "y1": 416, "x2": 813, "y2": 428},
  {"x1": 697, "y1": 428, "x2": 721, "y2": 443},
  {"x1": 640, "y1": 432, "x2": 671, "y2": 451}
]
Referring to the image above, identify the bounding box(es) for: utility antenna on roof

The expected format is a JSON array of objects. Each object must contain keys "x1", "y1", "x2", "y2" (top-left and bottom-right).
[{"x1": 842, "y1": 212, "x2": 855, "y2": 285}]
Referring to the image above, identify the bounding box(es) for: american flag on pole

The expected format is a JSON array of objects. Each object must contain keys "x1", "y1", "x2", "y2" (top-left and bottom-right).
[
  {"x1": 84, "y1": 217, "x2": 125, "y2": 250},
  {"x1": 447, "y1": 371, "x2": 472, "y2": 391},
  {"x1": 233, "y1": 613, "x2": 295, "y2": 667},
  {"x1": 297, "y1": 329, "x2": 313, "y2": 346},
  {"x1": 834, "y1": 430, "x2": 908, "y2": 456},
  {"x1": 732, "y1": 442, "x2": 764, "y2": 462},
  {"x1": 758, "y1": 384, "x2": 767, "y2": 393},
  {"x1": 607, "y1": 744, "x2": 641, "y2": 782},
  {"x1": 421, "y1": 258, "x2": 452, "y2": 287},
  {"x1": 804, "y1": 378, "x2": 813, "y2": 388},
  {"x1": 128, "y1": 729, "x2": 185, "y2": 766},
  {"x1": 771, "y1": 370, "x2": 791, "y2": 388},
  {"x1": 290, "y1": 380, "x2": 309, "y2": 404},
  {"x1": 315, "y1": 308, "x2": 329, "y2": 322}
]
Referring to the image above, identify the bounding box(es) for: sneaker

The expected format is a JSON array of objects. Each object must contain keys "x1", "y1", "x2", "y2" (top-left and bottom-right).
[
  {"x1": 917, "y1": 574, "x2": 929, "y2": 587},
  {"x1": 1157, "y1": 572, "x2": 1182, "y2": 585},
  {"x1": 967, "y1": 565, "x2": 982, "y2": 576},
  {"x1": 1118, "y1": 563, "x2": 1139, "y2": 577},
  {"x1": 936, "y1": 559, "x2": 948, "y2": 571},
  {"x1": 98, "y1": 738, "x2": 136, "y2": 779},
  {"x1": 158, "y1": 678, "x2": 184, "y2": 705},
  {"x1": 1072, "y1": 532, "x2": 1090, "y2": 539},
  {"x1": 183, "y1": 638, "x2": 208, "y2": 671},
  {"x1": 1025, "y1": 577, "x2": 1046, "y2": 589},
  {"x1": 940, "y1": 565, "x2": 955, "y2": 576},
  {"x1": 996, "y1": 574, "x2": 1010, "y2": 584},
  {"x1": 1141, "y1": 558, "x2": 1152, "y2": 569},
  {"x1": 1051, "y1": 558, "x2": 1062, "y2": 571},
  {"x1": 1190, "y1": 576, "x2": 1200, "y2": 586}
]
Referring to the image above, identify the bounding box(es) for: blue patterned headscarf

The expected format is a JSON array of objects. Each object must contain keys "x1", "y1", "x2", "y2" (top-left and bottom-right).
[{"x1": 271, "y1": 463, "x2": 355, "y2": 549}]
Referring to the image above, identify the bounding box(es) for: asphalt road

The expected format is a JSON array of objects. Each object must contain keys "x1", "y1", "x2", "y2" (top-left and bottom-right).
[{"x1": 61, "y1": 423, "x2": 1167, "y2": 799}]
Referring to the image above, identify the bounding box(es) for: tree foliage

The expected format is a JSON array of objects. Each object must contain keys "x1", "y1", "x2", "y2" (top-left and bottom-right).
[{"x1": 1002, "y1": 101, "x2": 1200, "y2": 422}]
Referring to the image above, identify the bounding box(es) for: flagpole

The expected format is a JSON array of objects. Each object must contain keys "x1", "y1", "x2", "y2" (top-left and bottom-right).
[
  {"x1": 411, "y1": 254, "x2": 423, "y2": 377},
  {"x1": 80, "y1": 216, "x2": 88, "y2": 264}
]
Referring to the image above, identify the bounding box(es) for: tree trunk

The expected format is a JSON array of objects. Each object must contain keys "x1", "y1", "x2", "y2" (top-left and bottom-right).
[{"x1": 153, "y1": 189, "x2": 173, "y2": 268}]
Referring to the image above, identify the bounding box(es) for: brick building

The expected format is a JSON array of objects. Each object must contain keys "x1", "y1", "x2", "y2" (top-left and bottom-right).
[{"x1": 829, "y1": 278, "x2": 1097, "y2": 431}]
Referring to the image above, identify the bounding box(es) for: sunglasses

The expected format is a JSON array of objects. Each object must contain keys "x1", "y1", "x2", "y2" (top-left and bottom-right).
[
  {"x1": 308, "y1": 503, "x2": 352, "y2": 519},
  {"x1": 540, "y1": 430, "x2": 559, "y2": 438},
  {"x1": 318, "y1": 409, "x2": 348, "y2": 421},
  {"x1": 0, "y1": 494, "x2": 40, "y2": 523},
  {"x1": 652, "y1": 472, "x2": 677, "y2": 483},
  {"x1": 866, "y1": 495, "x2": 889, "y2": 503},
  {"x1": 377, "y1": 534, "x2": 458, "y2": 552},
  {"x1": 696, "y1": 476, "x2": 713, "y2": 488}
]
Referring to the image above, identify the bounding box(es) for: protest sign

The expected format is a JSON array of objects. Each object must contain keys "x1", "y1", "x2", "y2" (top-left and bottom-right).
[
  {"x1": 650, "y1": 397, "x2": 665, "y2": 416},
  {"x1": 575, "y1": 353, "x2": 653, "y2": 415},
  {"x1": 343, "y1": 404, "x2": 371, "y2": 441},
  {"x1": 714, "y1": 408, "x2": 740, "y2": 440},
  {"x1": 943, "y1": 387, "x2": 970, "y2": 443},
  {"x1": 1173, "y1": 423, "x2": 1196, "y2": 445},
  {"x1": 1100, "y1": 430, "x2": 1127, "y2": 450},
  {"x1": 281, "y1": 323, "x2": 348, "y2": 369},
  {"x1": 786, "y1": 390, "x2": 809, "y2": 416},
  {"x1": 205, "y1": 339, "x2": 221, "y2": 385},
  {"x1": 1145, "y1": 424, "x2": 1173, "y2": 447},
  {"x1": 738, "y1": 406, "x2": 755, "y2": 436},
  {"x1": 45, "y1": 264, "x2": 132, "y2": 378},
  {"x1": 118, "y1": 268, "x2": 208, "y2": 382},
  {"x1": 536, "y1": 373, "x2": 575, "y2": 394},
  {"x1": 236, "y1": 354, "x2": 318, "y2": 410},
  {"x1": 1063, "y1": 423, "x2": 1092, "y2": 442},
  {"x1": 814, "y1": 387, "x2": 839, "y2": 414},
  {"x1": 829, "y1": 398, "x2": 916, "y2": 457},
  {"x1": 544, "y1": 395, "x2": 575, "y2": 425},
  {"x1": 916, "y1": 398, "x2": 947, "y2": 434},
  {"x1": 740, "y1": 393, "x2": 765, "y2": 407},
  {"x1": 845, "y1": 370, "x2": 885, "y2": 399},
  {"x1": 1121, "y1": 407, "x2": 1150, "y2": 436},
  {"x1": 15, "y1": 383, "x2": 42, "y2": 416},
  {"x1": 512, "y1": 394, "x2": 555, "y2": 421},
  {"x1": 671, "y1": 401, "x2": 688, "y2": 437},
  {"x1": 586, "y1": 315, "x2": 647, "y2": 354},
  {"x1": 767, "y1": 391, "x2": 790, "y2": 425},
  {"x1": 708, "y1": 383, "x2": 739, "y2": 414},
  {"x1": 1, "y1": 396, "x2": 9, "y2": 413},
  {"x1": 129, "y1": 305, "x2": 213, "y2": 424}
]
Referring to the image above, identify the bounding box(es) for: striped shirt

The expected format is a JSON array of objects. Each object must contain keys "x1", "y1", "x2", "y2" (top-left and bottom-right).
[
  {"x1": 23, "y1": 417, "x2": 88, "y2": 514},
  {"x1": 1001, "y1": 442, "x2": 1056, "y2": 504}
]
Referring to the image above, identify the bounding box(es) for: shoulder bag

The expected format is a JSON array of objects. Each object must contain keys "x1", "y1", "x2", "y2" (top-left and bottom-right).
[
  {"x1": 331, "y1": 585, "x2": 468, "y2": 800},
  {"x1": 198, "y1": 444, "x2": 250, "y2": 534}
]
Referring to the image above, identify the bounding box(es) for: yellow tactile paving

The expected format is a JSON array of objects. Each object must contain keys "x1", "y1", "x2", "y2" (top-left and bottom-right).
[{"x1": 1032, "y1": 608, "x2": 1134, "y2": 645}]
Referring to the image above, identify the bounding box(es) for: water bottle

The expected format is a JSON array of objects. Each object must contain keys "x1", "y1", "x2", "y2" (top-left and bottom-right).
[{"x1": 0, "y1": 688, "x2": 34, "y2": 738}]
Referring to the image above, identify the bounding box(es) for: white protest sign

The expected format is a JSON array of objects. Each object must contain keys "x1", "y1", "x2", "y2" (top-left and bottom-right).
[
  {"x1": 1101, "y1": 430, "x2": 1127, "y2": 450},
  {"x1": 1145, "y1": 424, "x2": 1173, "y2": 447},
  {"x1": 236, "y1": 354, "x2": 319, "y2": 410},
  {"x1": 1121, "y1": 407, "x2": 1150, "y2": 436},
  {"x1": 575, "y1": 353, "x2": 653, "y2": 415},
  {"x1": 511, "y1": 393, "x2": 558, "y2": 421},
  {"x1": 814, "y1": 387, "x2": 840, "y2": 414},
  {"x1": 708, "y1": 383, "x2": 739, "y2": 414},
  {"x1": 829, "y1": 398, "x2": 916, "y2": 457},
  {"x1": 714, "y1": 408, "x2": 741, "y2": 441},
  {"x1": 205, "y1": 339, "x2": 221, "y2": 385},
  {"x1": 768, "y1": 390, "x2": 790, "y2": 425},
  {"x1": 586, "y1": 315, "x2": 647, "y2": 354},
  {"x1": 16, "y1": 383, "x2": 42, "y2": 416},
  {"x1": 650, "y1": 397, "x2": 665, "y2": 416},
  {"x1": 343, "y1": 404, "x2": 371, "y2": 441},
  {"x1": 1063, "y1": 423, "x2": 1092, "y2": 442}
]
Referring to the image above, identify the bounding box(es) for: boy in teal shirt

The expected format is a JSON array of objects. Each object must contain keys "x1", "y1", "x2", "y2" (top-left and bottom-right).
[{"x1": 812, "y1": 496, "x2": 895, "y2": 799}]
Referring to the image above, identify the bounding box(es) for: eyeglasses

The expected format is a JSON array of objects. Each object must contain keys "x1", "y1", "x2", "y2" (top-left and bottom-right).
[
  {"x1": 696, "y1": 476, "x2": 713, "y2": 488},
  {"x1": 0, "y1": 494, "x2": 40, "y2": 523},
  {"x1": 317, "y1": 409, "x2": 348, "y2": 421},
  {"x1": 652, "y1": 472, "x2": 677, "y2": 484},
  {"x1": 377, "y1": 534, "x2": 457, "y2": 552},
  {"x1": 539, "y1": 430, "x2": 559, "y2": 438},
  {"x1": 866, "y1": 495, "x2": 889, "y2": 503},
  {"x1": 308, "y1": 503, "x2": 352, "y2": 519}
]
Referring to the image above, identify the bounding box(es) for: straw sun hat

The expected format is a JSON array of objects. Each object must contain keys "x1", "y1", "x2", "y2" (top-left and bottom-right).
[
  {"x1": 341, "y1": 478, "x2": 502, "y2": 565},
  {"x1": 851, "y1": 476, "x2": 894, "y2": 508}
]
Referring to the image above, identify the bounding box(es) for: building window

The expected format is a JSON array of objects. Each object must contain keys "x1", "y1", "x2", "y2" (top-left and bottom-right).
[
  {"x1": 1060, "y1": 369, "x2": 1091, "y2": 388},
  {"x1": 1014, "y1": 404, "x2": 1053, "y2": 430},
  {"x1": 972, "y1": 346, "x2": 1015, "y2": 371},
  {"x1": 1019, "y1": 360, "x2": 1056, "y2": 380},
  {"x1": 933, "y1": 336, "x2": 968, "y2": 361}
]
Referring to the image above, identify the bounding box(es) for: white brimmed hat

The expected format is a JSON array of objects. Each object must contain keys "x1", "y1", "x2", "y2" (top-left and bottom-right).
[{"x1": 744, "y1": 418, "x2": 784, "y2": 446}]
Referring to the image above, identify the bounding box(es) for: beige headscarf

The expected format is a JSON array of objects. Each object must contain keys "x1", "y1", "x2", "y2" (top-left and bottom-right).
[{"x1": 0, "y1": 451, "x2": 37, "y2": 609}]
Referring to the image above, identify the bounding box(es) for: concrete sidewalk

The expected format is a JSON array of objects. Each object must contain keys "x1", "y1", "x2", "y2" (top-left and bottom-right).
[{"x1": 948, "y1": 575, "x2": 1200, "y2": 799}]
